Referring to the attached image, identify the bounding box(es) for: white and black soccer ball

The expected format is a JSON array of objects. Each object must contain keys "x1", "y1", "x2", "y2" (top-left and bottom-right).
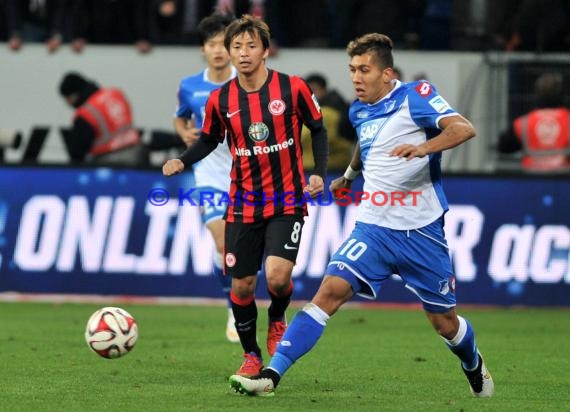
[{"x1": 85, "y1": 307, "x2": 138, "y2": 359}]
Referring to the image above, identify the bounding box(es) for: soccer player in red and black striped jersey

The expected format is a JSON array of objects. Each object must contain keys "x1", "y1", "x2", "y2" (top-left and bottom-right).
[{"x1": 163, "y1": 14, "x2": 328, "y2": 377}]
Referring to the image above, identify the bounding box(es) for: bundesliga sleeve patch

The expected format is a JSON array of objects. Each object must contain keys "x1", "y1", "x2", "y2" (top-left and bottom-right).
[{"x1": 428, "y1": 95, "x2": 451, "y2": 113}]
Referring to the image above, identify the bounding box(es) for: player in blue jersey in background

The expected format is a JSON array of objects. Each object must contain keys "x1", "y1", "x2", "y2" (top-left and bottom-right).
[
  {"x1": 229, "y1": 33, "x2": 495, "y2": 397},
  {"x1": 173, "y1": 12, "x2": 239, "y2": 343}
]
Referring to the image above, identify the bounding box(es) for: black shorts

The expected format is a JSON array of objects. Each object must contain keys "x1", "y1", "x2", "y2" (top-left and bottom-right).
[{"x1": 224, "y1": 214, "x2": 305, "y2": 278}]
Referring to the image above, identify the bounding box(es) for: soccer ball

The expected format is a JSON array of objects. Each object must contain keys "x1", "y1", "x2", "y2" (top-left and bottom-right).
[{"x1": 85, "y1": 307, "x2": 138, "y2": 359}]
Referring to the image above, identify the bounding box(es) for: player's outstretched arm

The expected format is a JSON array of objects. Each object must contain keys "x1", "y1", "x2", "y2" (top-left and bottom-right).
[{"x1": 162, "y1": 136, "x2": 218, "y2": 177}]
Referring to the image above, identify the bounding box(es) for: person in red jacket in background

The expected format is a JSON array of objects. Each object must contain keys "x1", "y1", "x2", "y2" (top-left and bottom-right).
[
  {"x1": 499, "y1": 72, "x2": 569, "y2": 173},
  {"x1": 59, "y1": 72, "x2": 148, "y2": 167}
]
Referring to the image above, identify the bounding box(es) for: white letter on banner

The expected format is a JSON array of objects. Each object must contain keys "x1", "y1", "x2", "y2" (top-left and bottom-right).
[
  {"x1": 488, "y1": 224, "x2": 535, "y2": 282},
  {"x1": 445, "y1": 205, "x2": 484, "y2": 281},
  {"x1": 14, "y1": 195, "x2": 65, "y2": 271},
  {"x1": 529, "y1": 225, "x2": 569, "y2": 283},
  {"x1": 169, "y1": 204, "x2": 213, "y2": 275},
  {"x1": 103, "y1": 197, "x2": 137, "y2": 272},
  {"x1": 136, "y1": 200, "x2": 178, "y2": 274},
  {"x1": 293, "y1": 204, "x2": 357, "y2": 278},
  {"x1": 56, "y1": 196, "x2": 112, "y2": 272}
]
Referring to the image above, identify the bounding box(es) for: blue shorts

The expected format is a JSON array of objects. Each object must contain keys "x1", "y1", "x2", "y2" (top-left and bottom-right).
[
  {"x1": 197, "y1": 187, "x2": 227, "y2": 225},
  {"x1": 326, "y1": 217, "x2": 456, "y2": 313}
]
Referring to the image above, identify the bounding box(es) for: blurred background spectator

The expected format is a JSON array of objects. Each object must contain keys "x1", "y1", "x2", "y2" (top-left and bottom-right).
[
  {"x1": 499, "y1": 0, "x2": 570, "y2": 52},
  {"x1": 392, "y1": 67, "x2": 404, "y2": 81},
  {"x1": 69, "y1": 0, "x2": 152, "y2": 53},
  {"x1": 58, "y1": 71, "x2": 149, "y2": 167},
  {"x1": 417, "y1": 0, "x2": 451, "y2": 50},
  {"x1": 264, "y1": 0, "x2": 331, "y2": 49},
  {"x1": 452, "y1": 0, "x2": 509, "y2": 51},
  {"x1": 302, "y1": 72, "x2": 355, "y2": 171},
  {"x1": 147, "y1": 0, "x2": 262, "y2": 46},
  {"x1": 147, "y1": 0, "x2": 217, "y2": 46},
  {"x1": 329, "y1": 0, "x2": 424, "y2": 49},
  {"x1": 1, "y1": 0, "x2": 568, "y2": 52},
  {"x1": 498, "y1": 72, "x2": 570, "y2": 173},
  {"x1": 5, "y1": 0, "x2": 66, "y2": 53}
]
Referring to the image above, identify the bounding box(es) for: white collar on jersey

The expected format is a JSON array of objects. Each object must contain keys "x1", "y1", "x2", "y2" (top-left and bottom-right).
[
  {"x1": 368, "y1": 79, "x2": 402, "y2": 106},
  {"x1": 203, "y1": 66, "x2": 237, "y2": 85}
]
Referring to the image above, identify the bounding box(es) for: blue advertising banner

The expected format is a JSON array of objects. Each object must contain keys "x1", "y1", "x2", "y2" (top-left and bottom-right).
[{"x1": 0, "y1": 166, "x2": 569, "y2": 306}]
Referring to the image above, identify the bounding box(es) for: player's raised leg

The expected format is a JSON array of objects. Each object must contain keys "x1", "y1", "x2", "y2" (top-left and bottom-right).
[
  {"x1": 404, "y1": 220, "x2": 494, "y2": 398},
  {"x1": 426, "y1": 309, "x2": 494, "y2": 397},
  {"x1": 229, "y1": 275, "x2": 353, "y2": 396}
]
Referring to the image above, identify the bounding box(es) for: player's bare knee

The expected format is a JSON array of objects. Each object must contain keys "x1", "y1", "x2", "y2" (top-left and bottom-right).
[
  {"x1": 232, "y1": 276, "x2": 256, "y2": 298},
  {"x1": 265, "y1": 265, "x2": 293, "y2": 293},
  {"x1": 311, "y1": 294, "x2": 343, "y2": 316},
  {"x1": 426, "y1": 311, "x2": 459, "y2": 339},
  {"x1": 266, "y1": 274, "x2": 292, "y2": 295},
  {"x1": 433, "y1": 322, "x2": 458, "y2": 339},
  {"x1": 311, "y1": 279, "x2": 352, "y2": 315}
]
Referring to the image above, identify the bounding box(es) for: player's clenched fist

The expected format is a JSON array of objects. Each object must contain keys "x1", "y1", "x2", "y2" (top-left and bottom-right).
[
  {"x1": 163, "y1": 159, "x2": 185, "y2": 176},
  {"x1": 303, "y1": 175, "x2": 324, "y2": 198}
]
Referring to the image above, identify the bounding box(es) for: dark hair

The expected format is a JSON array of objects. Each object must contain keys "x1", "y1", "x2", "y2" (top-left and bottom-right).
[
  {"x1": 534, "y1": 72, "x2": 564, "y2": 108},
  {"x1": 59, "y1": 72, "x2": 89, "y2": 97},
  {"x1": 197, "y1": 13, "x2": 235, "y2": 45},
  {"x1": 346, "y1": 33, "x2": 394, "y2": 69},
  {"x1": 305, "y1": 73, "x2": 327, "y2": 89},
  {"x1": 224, "y1": 14, "x2": 270, "y2": 51}
]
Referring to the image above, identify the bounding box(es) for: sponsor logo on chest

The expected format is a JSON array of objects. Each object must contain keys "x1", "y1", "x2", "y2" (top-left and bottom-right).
[
  {"x1": 235, "y1": 137, "x2": 295, "y2": 157},
  {"x1": 359, "y1": 118, "x2": 389, "y2": 145}
]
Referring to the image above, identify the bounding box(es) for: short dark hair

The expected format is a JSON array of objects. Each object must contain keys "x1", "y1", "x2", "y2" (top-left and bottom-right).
[
  {"x1": 535, "y1": 72, "x2": 564, "y2": 108},
  {"x1": 305, "y1": 73, "x2": 327, "y2": 89},
  {"x1": 224, "y1": 14, "x2": 270, "y2": 51},
  {"x1": 197, "y1": 13, "x2": 234, "y2": 45},
  {"x1": 346, "y1": 33, "x2": 394, "y2": 69}
]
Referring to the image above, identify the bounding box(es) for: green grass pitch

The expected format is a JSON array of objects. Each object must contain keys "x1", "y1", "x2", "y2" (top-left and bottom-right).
[{"x1": 1, "y1": 301, "x2": 568, "y2": 411}]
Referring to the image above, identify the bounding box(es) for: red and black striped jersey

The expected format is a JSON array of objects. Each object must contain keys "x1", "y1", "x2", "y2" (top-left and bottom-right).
[{"x1": 202, "y1": 69, "x2": 325, "y2": 223}]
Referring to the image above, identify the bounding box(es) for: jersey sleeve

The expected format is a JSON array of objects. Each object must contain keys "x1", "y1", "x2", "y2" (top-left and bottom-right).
[
  {"x1": 174, "y1": 80, "x2": 193, "y2": 119},
  {"x1": 200, "y1": 90, "x2": 226, "y2": 143},
  {"x1": 294, "y1": 77, "x2": 324, "y2": 131},
  {"x1": 408, "y1": 81, "x2": 457, "y2": 129}
]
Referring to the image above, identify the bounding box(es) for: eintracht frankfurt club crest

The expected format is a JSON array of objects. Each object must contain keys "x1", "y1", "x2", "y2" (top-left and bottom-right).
[
  {"x1": 248, "y1": 122, "x2": 269, "y2": 142},
  {"x1": 268, "y1": 99, "x2": 286, "y2": 115}
]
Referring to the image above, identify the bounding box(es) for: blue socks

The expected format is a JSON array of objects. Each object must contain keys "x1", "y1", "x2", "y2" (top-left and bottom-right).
[
  {"x1": 213, "y1": 261, "x2": 232, "y2": 307},
  {"x1": 268, "y1": 303, "x2": 329, "y2": 376},
  {"x1": 445, "y1": 316, "x2": 479, "y2": 370}
]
